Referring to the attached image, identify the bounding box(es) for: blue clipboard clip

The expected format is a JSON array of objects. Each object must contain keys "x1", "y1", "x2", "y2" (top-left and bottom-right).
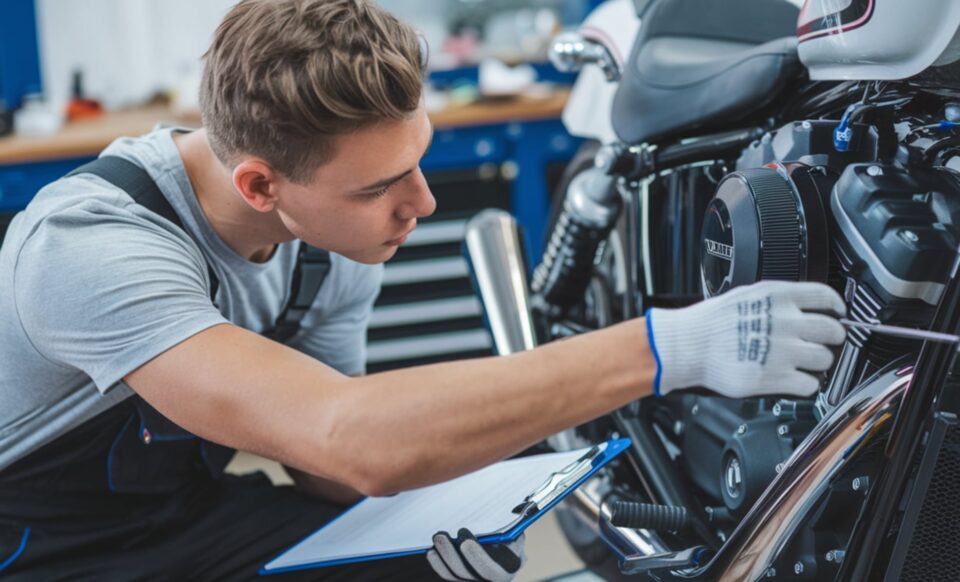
[{"x1": 511, "y1": 445, "x2": 601, "y2": 519}]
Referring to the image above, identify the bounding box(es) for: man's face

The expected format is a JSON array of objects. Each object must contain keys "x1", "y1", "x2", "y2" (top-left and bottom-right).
[{"x1": 273, "y1": 107, "x2": 437, "y2": 264}]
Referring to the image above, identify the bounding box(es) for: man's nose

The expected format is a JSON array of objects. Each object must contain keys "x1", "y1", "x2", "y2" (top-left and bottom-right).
[{"x1": 396, "y1": 171, "x2": 436, "y2": 220}]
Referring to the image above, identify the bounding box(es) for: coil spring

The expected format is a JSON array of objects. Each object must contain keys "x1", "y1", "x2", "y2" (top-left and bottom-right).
[{"x1": 531, "y1": 205, "x2": 614, "y2": 312}]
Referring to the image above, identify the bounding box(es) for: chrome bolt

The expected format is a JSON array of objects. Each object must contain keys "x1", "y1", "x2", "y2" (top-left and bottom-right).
[
  {"x1": 794, "y1": 561, "x2": 804, "y2": 575},
  {"x1": 867, "y1": 165, "x2": 883, "y2": 177},
  {"x1": 737, "y1": 424, "x2": 747, "y2": 435},
  {"x1": 852, "y1": 476, "x2": 869, "y2": 492},
  {"x1": 775, "y1": 462, "x2": 785, "y2": 474},
  {"x1": 673, "y1": 420, "x2": 685, "y2": 436},
  {"x1": 801, "y1": 120, "x2": 813, "y2": 130},
  {"x1": 826, "y1": 550, "x2": 835, "y2": 562},
  {"x1": 903, "y1": 230, "x2": 919, "y2": 243},
  {"x1": 777, "y1": 424, "x2": 789, "y2": 436},
  {"x1": 765, "y1": 567, "x2": 777, "y2": 578},
  {"x1": 691, "y1": 404, "x2": 699, "y2": 416},
  {"x1": 772, "y1": 402, "x2": 782, "y2": 416}
]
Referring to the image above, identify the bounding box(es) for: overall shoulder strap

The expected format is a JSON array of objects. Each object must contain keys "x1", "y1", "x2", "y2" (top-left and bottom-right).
[
  {"x1": 68, "y1": 156, "x2": 332, "y2": 340},
  {"x1": 66, "y1": 156, "x2": 221, "y2": 300},
  {"x1": 262, "y1": 243, "x2": 331, "y2": 343}
]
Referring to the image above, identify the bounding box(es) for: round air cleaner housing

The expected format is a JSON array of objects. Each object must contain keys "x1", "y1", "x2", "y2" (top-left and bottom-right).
[{"x1": 700, "y1": 164, "x2": 833, "y2": 298}]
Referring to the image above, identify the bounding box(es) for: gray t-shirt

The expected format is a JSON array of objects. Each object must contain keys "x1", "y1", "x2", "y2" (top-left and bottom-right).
[{"x1": 0, "y1": 128, "x2": 383, "y2": 471}]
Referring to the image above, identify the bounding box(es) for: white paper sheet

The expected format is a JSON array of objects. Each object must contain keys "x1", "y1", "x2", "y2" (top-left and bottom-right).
[{"x1": 264, "y1": 444, "x2": 601, "y2": 572}]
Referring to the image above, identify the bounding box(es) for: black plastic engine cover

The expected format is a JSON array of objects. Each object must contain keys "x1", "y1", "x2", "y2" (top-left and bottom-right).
[
  {"x1": 832, "y1": 164, "x2": 960, "y2": 305},
  {"x1": 736, "y1": 120, "x2": 878, "y2": 171},
  {"x1": 700, "y1": 164, "x2": 832, "y2": 297},
  {"x1": 670, "y1": 394, "x2": 815, "y2": 514}
]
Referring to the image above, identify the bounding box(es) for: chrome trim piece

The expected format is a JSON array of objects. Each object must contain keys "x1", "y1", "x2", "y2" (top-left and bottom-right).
[
  {"x1": 463, "y1": 210, "x2": 538, "y2": 355},
  {"x1": 640, "y1": 176, "x2": 655, "y2": 298},
  {"x1": 381, "y1": 257, "x2": 468, "y2": 286},
  {"x1": 824, "y1": 341, "x2": 861, "y2": 407},
  {"x1": 369, "y1": 296, "x2": 481, "y2": 328},
  {"x1": 549, "y1": 32, "x2": 621, "y2": 81},
  {"x1": 831, "y1": 189, "x2": 944, "y2": 305},
  {"x1": 704, "y1": 364, "x2": 911, "y2": 580},
  {"x1": 366, "y1": 329, "x2": 491, "y2": 363},
  {"x1": 403, "y1": 219, "x2": 467, "y2": 247}
]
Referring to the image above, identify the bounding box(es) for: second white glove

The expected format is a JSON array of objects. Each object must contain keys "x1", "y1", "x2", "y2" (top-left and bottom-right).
[{"x1": 646, "y1": 281, "x2": 847, "y2": 398}]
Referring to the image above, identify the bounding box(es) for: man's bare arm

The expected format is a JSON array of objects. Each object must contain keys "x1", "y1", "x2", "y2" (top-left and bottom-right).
[
  {"x1": 284, "y1": 467, "x2": 363, "y2": 505},
  {"x1": 124, "y1": 320, "x2": 653, "y2": 496}
]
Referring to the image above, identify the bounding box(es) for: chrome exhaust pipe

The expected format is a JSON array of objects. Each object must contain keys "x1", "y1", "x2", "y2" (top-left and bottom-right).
[{"x1": 463, "y1": 209, "x2": 538, "y2": 355}]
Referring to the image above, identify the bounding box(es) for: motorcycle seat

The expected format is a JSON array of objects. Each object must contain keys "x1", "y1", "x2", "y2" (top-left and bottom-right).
[{"x1": 613, "y1": 0, "x2": 801, "y2": 145}]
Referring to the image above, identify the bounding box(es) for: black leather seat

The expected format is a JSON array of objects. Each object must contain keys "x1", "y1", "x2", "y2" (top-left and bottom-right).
[{"x1": 613, "y1": 0, "x2": 801, "y2": 145}]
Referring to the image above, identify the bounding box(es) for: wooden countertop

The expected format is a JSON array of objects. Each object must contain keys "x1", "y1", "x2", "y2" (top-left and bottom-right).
[{"x1": 0, "y1": 90, "x2": 568, "y2": 165}]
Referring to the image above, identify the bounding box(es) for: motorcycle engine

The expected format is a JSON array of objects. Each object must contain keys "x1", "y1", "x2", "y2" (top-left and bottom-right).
[{"x1": 668, "y1": 119, "x2": 960, "y2": 518}]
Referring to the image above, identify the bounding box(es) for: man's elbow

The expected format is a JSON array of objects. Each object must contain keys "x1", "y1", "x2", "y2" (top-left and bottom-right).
[
  {"x1": 302, "y1": 390, "x2": 421, "y2": 498},
  {"x1": 347, "y1": 462, "x2": 405, "y2": 498}
]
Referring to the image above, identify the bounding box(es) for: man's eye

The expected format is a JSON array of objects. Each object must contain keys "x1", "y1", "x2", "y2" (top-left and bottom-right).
[{"x1": 369, "y1": 182, "x2": 396, "y2": 199}]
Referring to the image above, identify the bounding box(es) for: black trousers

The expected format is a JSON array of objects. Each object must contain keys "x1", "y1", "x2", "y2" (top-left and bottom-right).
[
  {"x1": 0, "y1": 472, "x2": 439, "y2": 581},
  {"x1": 0, "y1": 399, "x2": 439, "y2": 581}
]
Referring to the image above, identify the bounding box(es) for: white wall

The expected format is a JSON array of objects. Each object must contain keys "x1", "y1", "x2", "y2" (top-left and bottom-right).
[
  {"x1": 36, "y1": 0, "x2": 236, "y2": 110},
  {"x1": 35, "y1": 0, "x2": 447, "y2": 111}
]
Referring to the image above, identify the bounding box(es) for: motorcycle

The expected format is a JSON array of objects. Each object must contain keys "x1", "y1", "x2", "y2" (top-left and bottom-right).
[{"x1": 465, "y1": 0, "x2": 960, "y2": 580}]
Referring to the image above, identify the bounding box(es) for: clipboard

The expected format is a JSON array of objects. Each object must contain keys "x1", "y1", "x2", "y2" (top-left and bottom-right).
[{"x1": 260, "y1": 438, "x2": 631, "y2": 576}]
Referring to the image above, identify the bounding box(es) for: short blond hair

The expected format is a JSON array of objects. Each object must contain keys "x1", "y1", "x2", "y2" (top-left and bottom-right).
[{"x1": 200, "y1": 0, "x2": 424, "y2": 182}]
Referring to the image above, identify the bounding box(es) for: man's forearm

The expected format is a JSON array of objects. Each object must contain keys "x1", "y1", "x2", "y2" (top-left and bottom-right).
[{"x1": 292, "y1": 318, "x2": 654, "y2": 495}]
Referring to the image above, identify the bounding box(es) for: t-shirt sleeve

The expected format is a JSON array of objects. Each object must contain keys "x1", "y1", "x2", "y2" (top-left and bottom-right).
[
  {"x1": 285, "y1": 256, "x2": 383, "y2": 376},
  {"x1": 12, "y1": 199, "x2": 228, "y2": 393}
]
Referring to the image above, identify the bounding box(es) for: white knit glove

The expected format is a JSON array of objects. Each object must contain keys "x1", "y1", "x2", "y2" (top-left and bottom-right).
[
  {"x1": 645, "y1": 281, "x2": 846, "y2": 398},
  {"x1": 427, "y1": 529, "x2": 525, "y2": 582}
]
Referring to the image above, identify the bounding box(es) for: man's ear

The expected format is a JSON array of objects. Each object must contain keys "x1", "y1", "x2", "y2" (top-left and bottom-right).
[{"x1": 232, "y1": 159, "x2": 281, "y2": 213}]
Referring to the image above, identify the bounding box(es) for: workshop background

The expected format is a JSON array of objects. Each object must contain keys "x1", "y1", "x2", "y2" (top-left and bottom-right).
[{"x1": 0, "y1": 0, "x2": 605, "y2": 580}]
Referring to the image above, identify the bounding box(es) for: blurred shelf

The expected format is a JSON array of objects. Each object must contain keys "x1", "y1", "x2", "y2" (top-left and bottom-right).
[
  {"x1": 0, "y1": 107, "x2": 199, "y2": 165},
  {"x1": 0, "y1": 90, "x2": 568, "y2": 165}
]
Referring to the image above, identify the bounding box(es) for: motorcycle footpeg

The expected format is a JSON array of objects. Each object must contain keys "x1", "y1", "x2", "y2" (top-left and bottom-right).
[{"x1": 609, "y1": 500, "x2": 690, "y2": 532}]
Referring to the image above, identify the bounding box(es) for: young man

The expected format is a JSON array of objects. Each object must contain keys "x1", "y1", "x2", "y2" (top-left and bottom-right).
[{"x1": 0, "y1": 0, "x2": 847, "y2": 579}]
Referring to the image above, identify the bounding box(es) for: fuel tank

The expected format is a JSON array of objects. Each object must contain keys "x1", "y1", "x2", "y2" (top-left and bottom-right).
[{"x1": 797, "y1": 0, "x2": 960, "y2": 81}]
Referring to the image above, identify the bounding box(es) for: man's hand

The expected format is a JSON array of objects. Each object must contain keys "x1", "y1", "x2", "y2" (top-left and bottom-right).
[
  {"x1": 426, "y1": 529, "x2": 525, "y2": 581},
  {"x1": 646, "y1": 281, "x2": 847, "y2": 398}
]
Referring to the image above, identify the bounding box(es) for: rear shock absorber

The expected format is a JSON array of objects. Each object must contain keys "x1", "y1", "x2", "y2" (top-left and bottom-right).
[{"x1": 531, "y1": 147, "x2": 623, "y2": 313}]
